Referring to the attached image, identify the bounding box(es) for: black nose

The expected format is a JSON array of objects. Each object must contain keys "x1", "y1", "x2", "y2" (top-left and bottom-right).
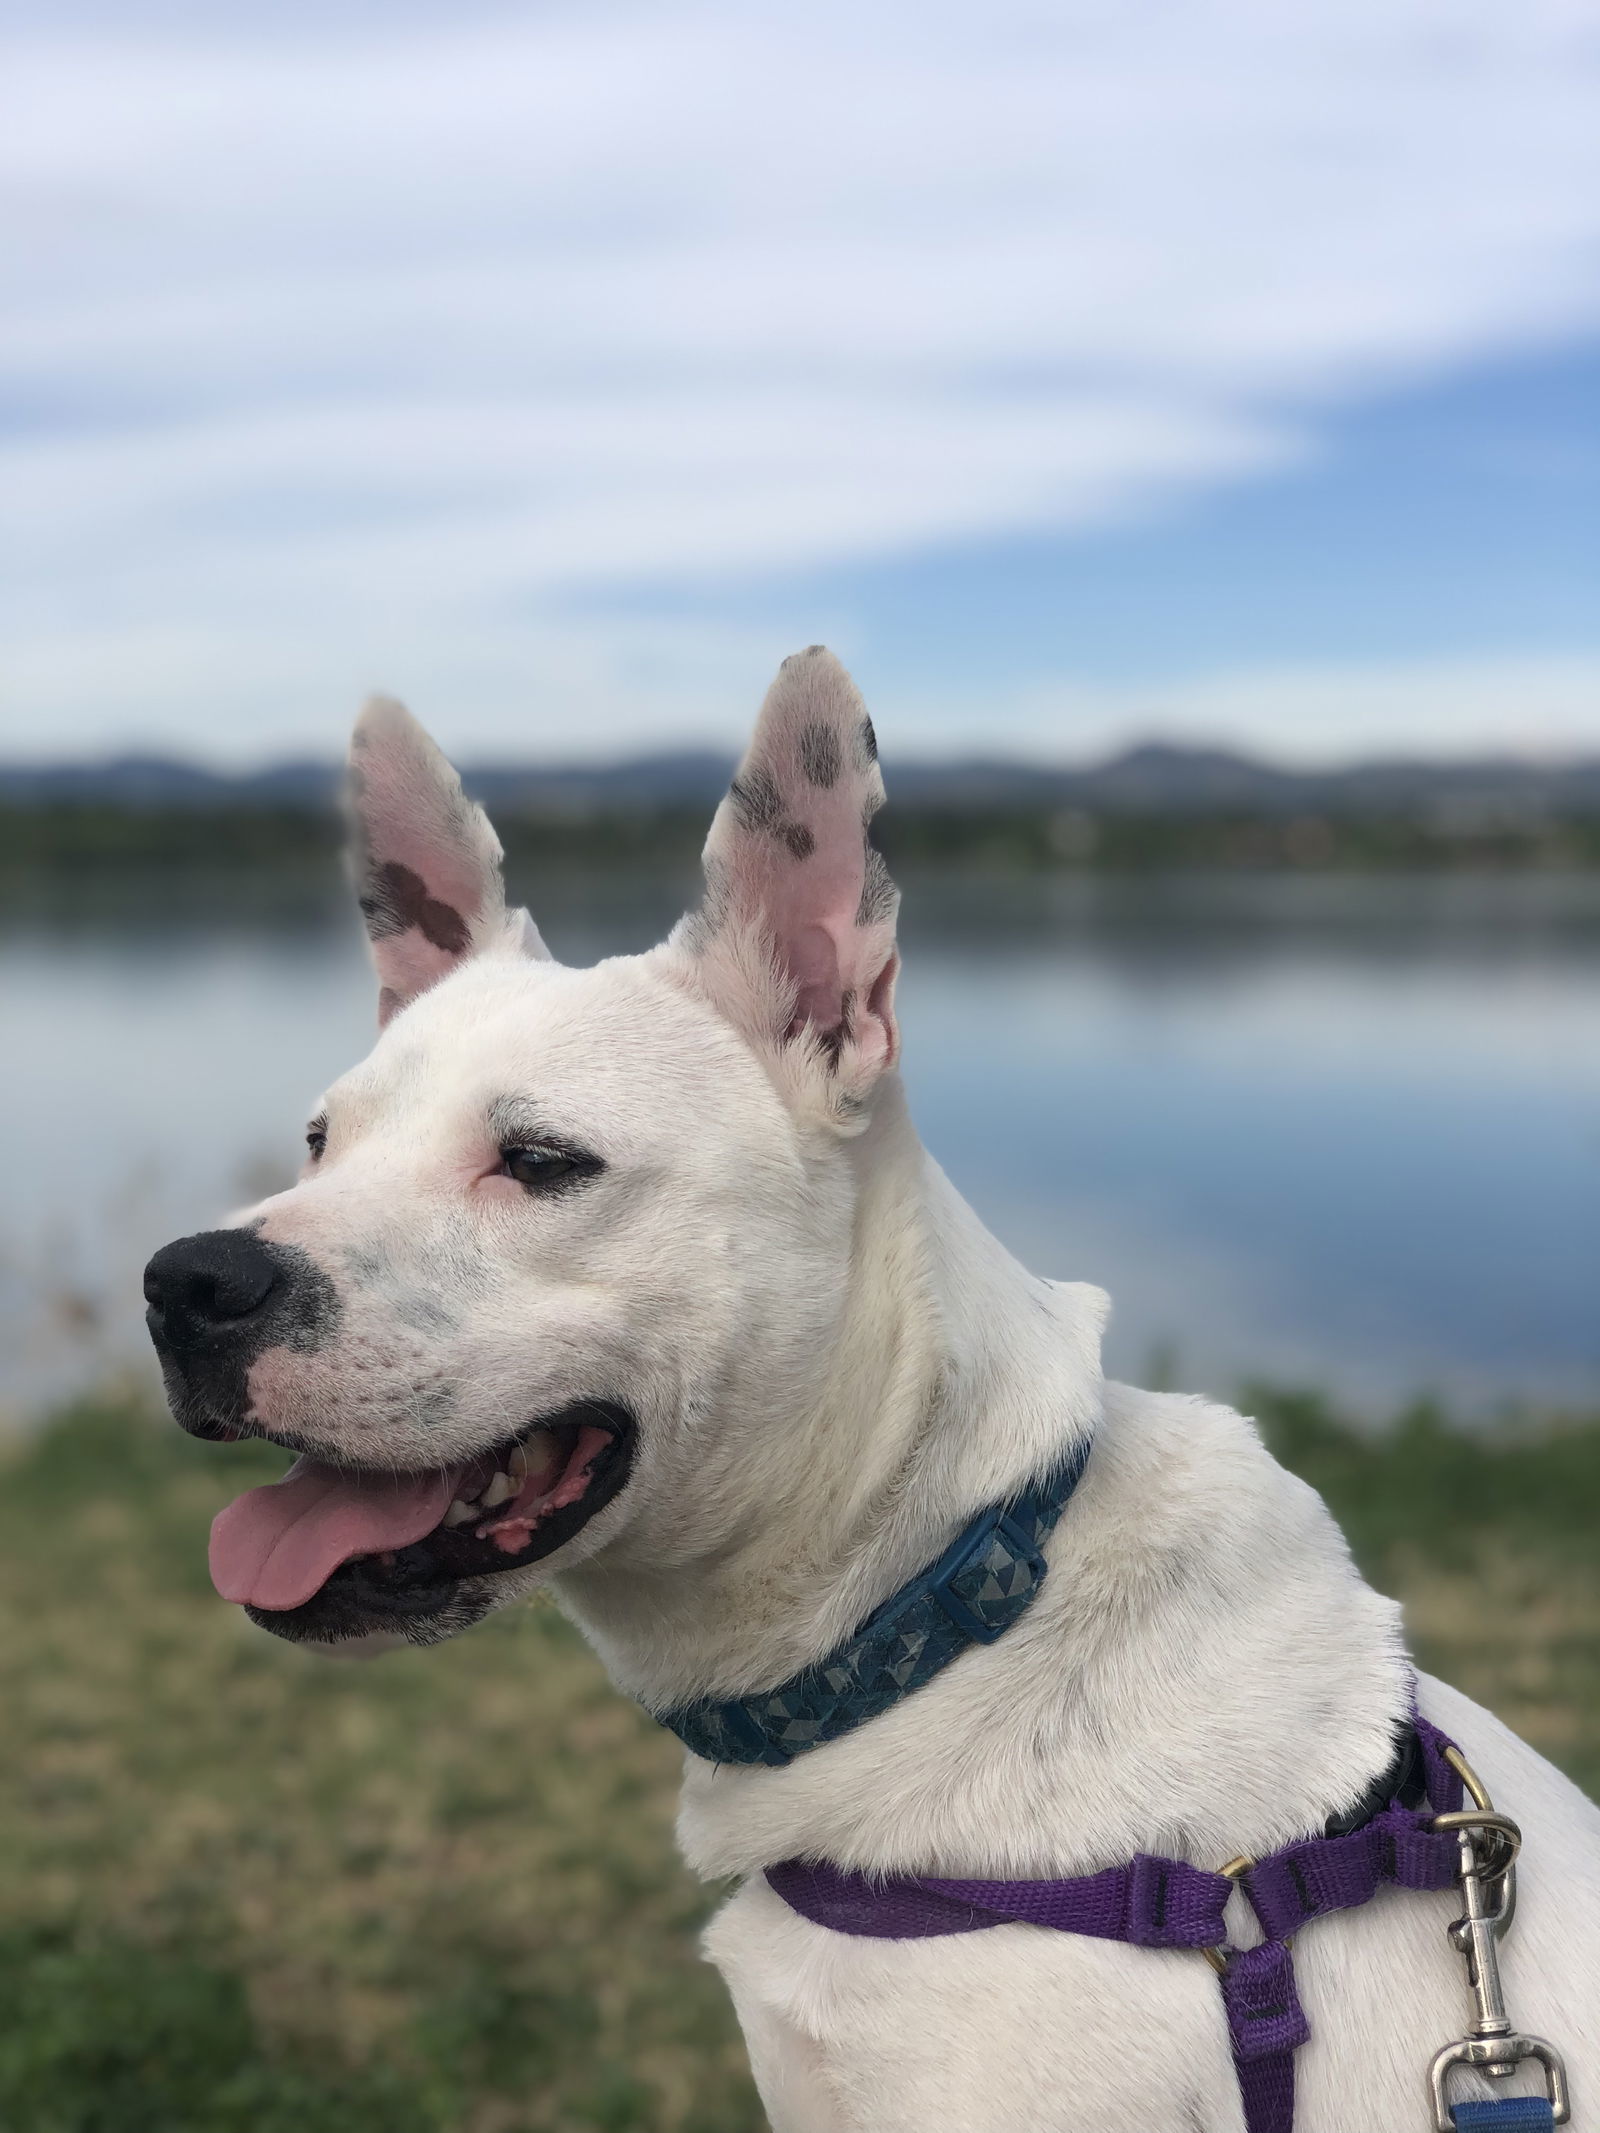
[{"x1": 144, "y1": 1228, "x2": 280, "y2": 1353}]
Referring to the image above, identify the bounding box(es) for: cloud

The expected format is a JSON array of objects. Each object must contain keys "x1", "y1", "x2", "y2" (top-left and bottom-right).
[{"x1": 1, "y1": 0, "x2": 1598, "y2": 754}]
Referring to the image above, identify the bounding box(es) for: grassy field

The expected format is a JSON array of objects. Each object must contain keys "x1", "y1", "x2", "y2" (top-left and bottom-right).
[{"x1": 2, "y1": 1388, "x2": 1596, "y2": 2132}]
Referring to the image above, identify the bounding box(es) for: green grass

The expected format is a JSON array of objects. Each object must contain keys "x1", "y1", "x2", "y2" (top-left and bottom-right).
[
  {"x1": 1252, "y1": 1386, "x2": 1600, "y2": 1797},
  {"x1": 0, "y1": 1401, "x2": 755, "y2": 2132},
  {"x1": 2, "y1": 1389, "x2": 1596, "y2": 2131}
]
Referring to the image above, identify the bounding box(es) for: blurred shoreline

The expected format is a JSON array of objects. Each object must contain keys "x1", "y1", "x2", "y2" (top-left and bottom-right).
[
  {"x1": 6, "y1": 736, "x2": 1600, "y2": 884},
  {"x1": 6, "y1": 800, "x2": 1600, "y2": 886}
]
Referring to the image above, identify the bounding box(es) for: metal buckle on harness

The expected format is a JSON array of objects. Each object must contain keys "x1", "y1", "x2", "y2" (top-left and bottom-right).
[
  {"x1": 1427, "y1": 1747, "x2": 1571, "y2": 2131},
  {"x1": 1202, "y1": 1854, "x2": 1258, "y2": 1976},
  {"x1": 1440, "y1": 1742, "x2": 1520, "y2": 1933}
]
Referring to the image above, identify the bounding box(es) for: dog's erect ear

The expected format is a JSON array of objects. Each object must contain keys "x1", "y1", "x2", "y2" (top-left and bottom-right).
[
  {"x1": 674, "y1": 647, "x2": 900, "y2": 1093},
  {"x1": 347, "y1": 696, "x2": 550, "y2": 1026}
]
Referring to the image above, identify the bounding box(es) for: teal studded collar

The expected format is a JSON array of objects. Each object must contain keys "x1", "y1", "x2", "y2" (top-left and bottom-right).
[{"x1": 655, "y1": 1436, "x2": 1093, "y2": 1767}]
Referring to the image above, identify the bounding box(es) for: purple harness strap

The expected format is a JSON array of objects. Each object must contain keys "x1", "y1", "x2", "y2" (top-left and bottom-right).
[
  {"x1": 768, "y1": 1849, "x2": 1237, "y2": 1945},
  {"x1": 766, "y1": 1714, "x2": 1467, "y2": 2133}
]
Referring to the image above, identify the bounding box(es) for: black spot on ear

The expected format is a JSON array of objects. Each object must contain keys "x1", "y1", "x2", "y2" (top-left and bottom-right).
[
  {"x1": 798, "y1": 721, "x2": 841, "y2": 788},
  {"x1": 730, "y1": 768, "x2": 784, "y2": 833},
  {"x1": 856, "y1": 841, "x2": 897, "y2": 926},
  {"x1": 359, "y1": 861, "x2": 471, "y2": 953},
  {"x1": 782, "y1": 821, "x2": 817, "y2": 861},
  {"x1": 856, "y1": 715, "x2": 878, "y2": 767}
]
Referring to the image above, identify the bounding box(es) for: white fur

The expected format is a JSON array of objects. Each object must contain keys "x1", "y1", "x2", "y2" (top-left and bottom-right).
[{"x1": 228, "y1": 652, "x2": 1599, "y2": 2131}]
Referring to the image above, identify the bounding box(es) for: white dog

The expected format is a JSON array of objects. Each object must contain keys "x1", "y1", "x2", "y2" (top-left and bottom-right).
[{"x1": 144, "y1": 648, "x2": 1598, "y2": 2132}]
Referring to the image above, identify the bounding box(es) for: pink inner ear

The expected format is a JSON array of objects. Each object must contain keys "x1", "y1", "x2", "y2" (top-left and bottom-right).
[
  {"x1": 789, "y1": 923, "x2": 844, "y2": 1029},
  {"x1": 780, "y1": 761, "x2": 892, "y2": 1034},
  {"x1": 715, "y1": 796, "x2": 872, "y2": 1036},
  {"x1": 686, "y1": 648, "x2": 899, "y2": 1073}
]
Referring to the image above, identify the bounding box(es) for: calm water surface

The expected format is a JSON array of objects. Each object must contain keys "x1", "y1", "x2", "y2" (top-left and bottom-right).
[{"x1": 5, "y1": 870, "x2": 1598, "y2": 1420}]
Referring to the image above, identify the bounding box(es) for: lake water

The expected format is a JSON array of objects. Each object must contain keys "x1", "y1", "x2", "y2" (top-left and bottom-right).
[{"x1": 5, "y1": 869, "x2": 1598, "y2": 1423}]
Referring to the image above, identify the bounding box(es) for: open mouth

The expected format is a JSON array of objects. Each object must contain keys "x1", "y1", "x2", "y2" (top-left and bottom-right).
[{"x1": 207, "y1": 1403, "x2": 635, "y2": 1643}]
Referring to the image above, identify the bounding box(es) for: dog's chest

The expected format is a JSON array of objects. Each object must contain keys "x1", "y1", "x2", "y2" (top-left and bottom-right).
[
  {"x1": 703, "y1": 1849, "x2": 1590, "y2": 2133},
  {"x1": 694, "y1": 1681, "x2": 1600, "y2": 2133}
]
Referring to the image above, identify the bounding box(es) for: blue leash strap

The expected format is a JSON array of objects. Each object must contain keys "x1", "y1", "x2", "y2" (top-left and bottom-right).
[{"x1": 1450, "y1": 2100, "x2": 1556, "y2": 2129}]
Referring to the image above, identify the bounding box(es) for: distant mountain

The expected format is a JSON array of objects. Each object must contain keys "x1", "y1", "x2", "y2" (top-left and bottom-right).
[
  {"x1": 0, "y1": 751, "x2": 736, "y2": 813},
  {"x1": 4, "y1": 744, "x2": 1600, "y2": 819},
  {"x1": 0, "y1": 755, "x2": 343, "y2": 808}
]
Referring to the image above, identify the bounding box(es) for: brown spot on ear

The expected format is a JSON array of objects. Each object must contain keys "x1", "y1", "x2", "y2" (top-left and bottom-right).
[
  {"x1": 798, "y1": 721, "x2": 841, "y2": 788},
  {"x1": 729, "y1": 768, "x2": 783, "y2": 833},
  {"x1": 378, "y1": 986, "x2": 403, "y2": 1021},
  {"x1": 359, "y1": 860, "x2": 471, "y2": 952},
  {"x1": 782, "y1": 821, "x2": 817, "y2": 860},
  {"x1": 856, "y1": 715, "x2": 878, "y2": 767}
]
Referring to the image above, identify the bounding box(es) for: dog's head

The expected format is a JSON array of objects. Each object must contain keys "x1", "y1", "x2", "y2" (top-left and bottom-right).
[{"x1": 144, "y1": 647, "x2": 902, "y2": 1649}]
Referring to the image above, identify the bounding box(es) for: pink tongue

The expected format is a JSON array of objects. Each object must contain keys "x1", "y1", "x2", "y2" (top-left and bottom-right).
[{"x1": 209, "y1": 1457, "x2": 466, "y2": 1611}]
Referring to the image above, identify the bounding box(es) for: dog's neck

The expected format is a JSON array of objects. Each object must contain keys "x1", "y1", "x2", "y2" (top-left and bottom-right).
[
  {"x1": 558, "y1": 1079, "x2": 1409, "y2": 1882},
  {"x1": 557, "y1": 1076, "x2": 1105, "y2": 1712}
]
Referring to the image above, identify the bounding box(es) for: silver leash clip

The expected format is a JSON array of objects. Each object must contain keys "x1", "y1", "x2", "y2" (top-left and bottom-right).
[{"x1": 1427, "y1": 1746, "x2": 1570, "y2": 2131}]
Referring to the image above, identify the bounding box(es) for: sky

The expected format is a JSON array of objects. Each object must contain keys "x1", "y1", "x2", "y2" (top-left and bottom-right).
[{"x1": 1, "y1": 0, "x2": 1597, "y2": 766}]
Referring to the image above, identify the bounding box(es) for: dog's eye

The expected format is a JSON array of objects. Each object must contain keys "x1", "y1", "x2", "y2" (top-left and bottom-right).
[
  {"x1": 305, "y1": 1117, "x2": 328, "y2": 1162},
  {"x1": 499, "y1": 1144, "x2": 601, "y2": 1193}
]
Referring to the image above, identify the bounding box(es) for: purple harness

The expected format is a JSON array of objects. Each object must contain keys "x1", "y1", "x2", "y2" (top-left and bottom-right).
[{"x1": 767, "y1": 1713, "x2": 1471, "y2": 2133}]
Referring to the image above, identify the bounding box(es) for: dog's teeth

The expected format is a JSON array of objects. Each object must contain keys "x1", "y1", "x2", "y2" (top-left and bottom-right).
[
  {"x1": 480, "y1": 1470, "x2": 516, "y2": 1508},
  {"x1": 443, "y1": 1498, "x2": 477, "y2": 1527},
  {"x1": 517, "y1": 1429, "x2": 563, "y2": 1491}
]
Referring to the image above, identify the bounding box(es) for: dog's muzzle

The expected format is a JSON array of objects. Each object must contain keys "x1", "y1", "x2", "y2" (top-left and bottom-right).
[{"x1": 144, "y1": 1227, "x2": 637, "y2": 1647}]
